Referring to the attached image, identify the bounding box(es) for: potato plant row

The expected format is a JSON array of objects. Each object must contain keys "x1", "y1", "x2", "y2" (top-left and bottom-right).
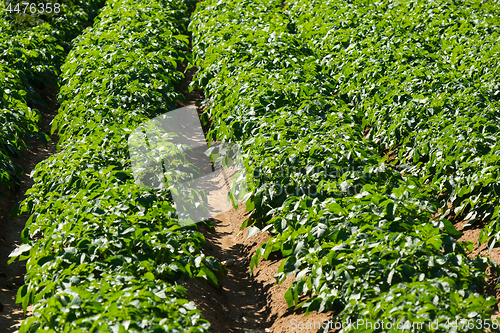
[
  {"x1": 12, "y1": 0, "x2": 218, "y2": 331},
  {"x1": 0, "y1": 0, "x2": 104, "y2": 197},
  {"x1": 190, "y1": 0, "x2": 500, "y2": 331},
  {"x1": 285, "y1": 0, "x2": 500, "y2": 258}
]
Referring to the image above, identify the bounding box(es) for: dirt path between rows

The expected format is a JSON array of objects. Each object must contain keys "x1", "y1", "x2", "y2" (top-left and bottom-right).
[
  {"x1": 181, "y1": 205, "x2": 333, "y2": 333},
  {"x1": 0, "y1": 81, "x2": 59, "y2": 332}
]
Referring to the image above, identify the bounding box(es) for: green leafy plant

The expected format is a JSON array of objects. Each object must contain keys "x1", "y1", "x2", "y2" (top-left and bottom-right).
[
  {"x1": 190, "y1": 0, "x2": 500, "y2": 331},
  {"x1": 0, "y1": 0, "x2": 105, "y2": 198},
  {"x1": 10, "y1": 0, "x2": 218, "y2": 331}
]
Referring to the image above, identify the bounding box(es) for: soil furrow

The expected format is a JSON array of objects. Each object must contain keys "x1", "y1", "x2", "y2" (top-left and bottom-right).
[{"x1": 0, "y1": 80, "x2": 59, "y2": 331}]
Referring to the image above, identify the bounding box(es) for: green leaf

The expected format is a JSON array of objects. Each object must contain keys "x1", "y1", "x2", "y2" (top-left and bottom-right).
[
  {"x1": 247, "y1": 225, "x2": 260, "y2": 238},
  {"x1": 197, "y1": 266, "x2": 219, "y2": 287},
  {"x1": 441, "y1": 219, "x2": 463, "y2": 237},
  {"x1": 284, "y1": 287, "x2": 294, "y2": 307},
  {"x1": 143, "y1": 272, "x2": 155, "y2": 281},
  {"x1": 9, "y1": 243, "x2": 31, "y2": 258}
]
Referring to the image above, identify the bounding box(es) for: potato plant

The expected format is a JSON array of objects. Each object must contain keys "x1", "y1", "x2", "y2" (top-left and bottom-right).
[
  {"x1": 0, "y1": 0, "x2": 104, "y2": 198},
  {"x1": 190, "y1": 0, "x2": 500, "y2": 331},
  {"x1": 11, "y1": 0, "x2": 218, "y2": 331}
]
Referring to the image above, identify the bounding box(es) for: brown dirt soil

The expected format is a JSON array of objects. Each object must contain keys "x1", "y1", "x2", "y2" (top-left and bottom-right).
[
  {"x1": 456, "y1": 218, "x2": 500, "y2": 318},
  {"x1": 181, "y1": 204, "x2": 333, "y2": 333},
  {"x1": 0, "y1": 81, "x2": 59, "y2": 331}
]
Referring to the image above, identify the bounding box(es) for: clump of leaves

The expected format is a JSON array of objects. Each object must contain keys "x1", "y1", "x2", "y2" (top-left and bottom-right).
[{"x1": 0, "y1": 0, "x2": 106, "y2": 198}]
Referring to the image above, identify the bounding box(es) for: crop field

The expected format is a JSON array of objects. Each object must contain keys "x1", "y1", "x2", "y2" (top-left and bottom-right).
[{"x1": 1, "y1": 0, "x2": 500, "y2": 332}]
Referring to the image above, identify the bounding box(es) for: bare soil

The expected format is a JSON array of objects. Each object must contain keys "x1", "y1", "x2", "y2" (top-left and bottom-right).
[
  {"x1": 181, "y1": 205, "x2": 332, "y2": 333},
  {"x1": 456, "y1": 219, "x2": 500, "y2": 317},
  {"x1": 0, "y1": 81, "x2": 59, "y2": 332}
]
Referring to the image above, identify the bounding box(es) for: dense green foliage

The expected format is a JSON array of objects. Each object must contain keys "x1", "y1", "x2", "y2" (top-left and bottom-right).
[
  {"x1": 11, "y1": 0, "x2": 217, "y2": 331},
  {"x1": 5, "y1": 0, "x2": 500, "y2": 331},
  {"x1": 0, "y1": 61, "x2": 40, "y2": 195},
  {"x1": 0, "y1": 0, "x2": 103, "y2": 198},
  {"x1": 191, "y1": 0, "x2": 500, "y2": 331},
  {"x1": 287, "y1": 0, "x2": 500, "y2": 253}
]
